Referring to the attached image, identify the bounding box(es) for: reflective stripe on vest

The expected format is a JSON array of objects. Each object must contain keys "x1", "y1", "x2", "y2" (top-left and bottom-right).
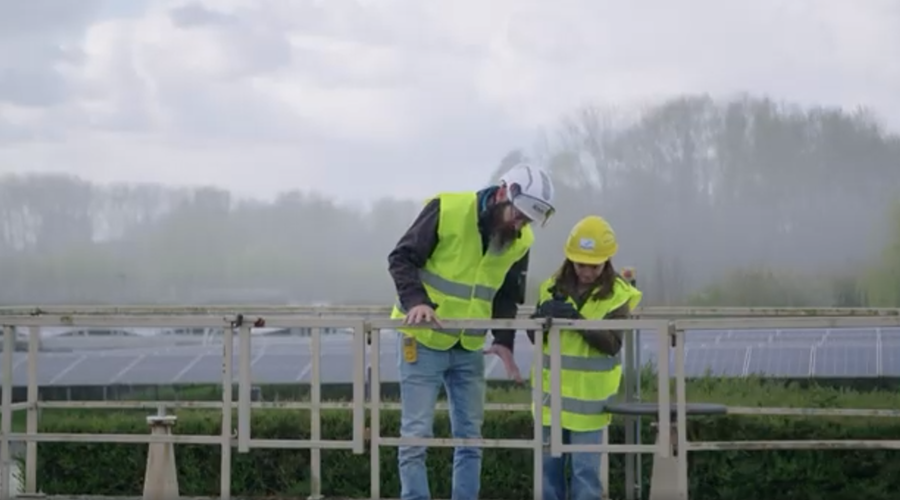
[
  {"x1": 542, "y1": 392, "x2": 616, "y2": 415},
  {"x1": 419, "y1": 268, "x2": 498, "y2": 303},
  {"x1": 542, "y1": 352, "x2": 621, "y2": 372},
  {"x1": 389, "y1": 191, "x2": 533, "y2": 351}
]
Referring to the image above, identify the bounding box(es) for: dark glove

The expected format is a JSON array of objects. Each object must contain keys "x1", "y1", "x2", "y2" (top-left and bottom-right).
[{"x1": 536, "y1": 299, "x2": 581, "y2": 319}]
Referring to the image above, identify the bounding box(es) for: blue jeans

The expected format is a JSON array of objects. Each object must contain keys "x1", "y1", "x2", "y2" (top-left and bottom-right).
[
  {"x1": 542, "y1": 426, "x2": 604, "y2": 500},
  {"x1": 397, "y1": 334, "x2": 486, "y2": 500}
]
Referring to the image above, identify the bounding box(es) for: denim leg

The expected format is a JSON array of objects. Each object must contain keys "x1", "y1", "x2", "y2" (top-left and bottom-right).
[
  {"x1": 568, "y1": 429, "x2": 604, "y2": 500},
  {"x1": 443, "y1": 347, "x2": 486, "y2": 500},
  {"x1": 541, "y1": 426, "x2": 568, "y2": 500},
  {"x1": 398, "y1": 335, "x2": 448, "y2": 500}
]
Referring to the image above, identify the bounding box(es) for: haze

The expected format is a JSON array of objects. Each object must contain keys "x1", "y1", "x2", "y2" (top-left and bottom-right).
[{"x1": 1, "y1": 0, "x2": 899, "y2": 308}]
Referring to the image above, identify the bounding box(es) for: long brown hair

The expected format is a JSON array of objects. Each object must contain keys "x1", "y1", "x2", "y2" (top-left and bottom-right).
[{"x1": 550, "y1": 258, "x2": 619, "y2": 302}]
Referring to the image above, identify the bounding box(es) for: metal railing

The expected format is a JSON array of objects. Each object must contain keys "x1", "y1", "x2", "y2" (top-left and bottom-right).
[{"x1": 0, "y1": 305, "x2": 899, "y2": 500}]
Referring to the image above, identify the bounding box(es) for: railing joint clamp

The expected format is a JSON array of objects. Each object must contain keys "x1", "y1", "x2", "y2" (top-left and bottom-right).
[{"x1": 230, "y1": 314, "x2": 265, "y2": 328}]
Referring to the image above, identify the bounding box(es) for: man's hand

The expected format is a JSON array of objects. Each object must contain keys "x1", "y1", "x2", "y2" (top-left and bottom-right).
[
  {"x1": 484, "y1": 344, "x2": 523, "y2": 383},
  {"x1": 403, "y1": 304, "x2": 441, "y2": 327}
]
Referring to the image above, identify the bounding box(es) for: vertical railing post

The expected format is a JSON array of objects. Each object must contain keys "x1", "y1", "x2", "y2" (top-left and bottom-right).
[
  {"x1": 625, "y1": 274, "x2": 644, "y2": 500},
  {"x1": 531, "y1": 320, "x2": 545, "y2": 500},
  {"x1": 309, "y1": 327, "x2": 322, "y2": 500},
  {"x1": 369, "y1": 327, "x2": 383, "y2": 500},
  {"x1": 0, "y1": 325, "x2": 14, "y2": 500},
  {"x1": 600, "y1": 428, "x2": 610, "y2": 499},
  {"x1": 623, "y1": 327, "x2": 637, "y2": 500},
  {"x1": 351, "y1": 321, "x2": 366, "y2": 455},
  {"x1": 220, "y1": 324, "x2": 234, "y2": 500},
  {"x1": 25, "y1": 326, "x2": 39, "y2": 494},
  {"x1": 364, "y1": 327, "x2": 372, "y2": 403},
  {"x1": 656, "y1": 323, "x2": 671, "y2": 458},
  {"x1": 237, "y1": 323, "x2": 252, "y2": 453},
  {"x1": 635, "y1": 325, "x2": 644, "y2": 496},
  {"x1": 674, "y1": 328, "x2": 689, "y2": 497},
  {"x1": 548, "y1": 325, "x2": 563, "y2": 458}
]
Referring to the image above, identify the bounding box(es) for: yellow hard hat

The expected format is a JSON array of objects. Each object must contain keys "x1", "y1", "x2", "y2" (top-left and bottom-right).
[{"x1": 564, "y1": 216, "x2": 618, "y2": 265}]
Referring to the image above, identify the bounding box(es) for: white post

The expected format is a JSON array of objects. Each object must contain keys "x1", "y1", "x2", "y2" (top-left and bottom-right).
[
  {"x1": 25, "y1": 327, "x2": 39, "y2": 495},
  {"x1": 532, "y1": 322, "x2": 545, "y2": 500},
  {"x1": 220, "y1": 325, "x2": 234, "y2": 500},
  {"x1": 548, "y1": 325, "x2": 563, "y2": 458},
  {"x1": 237, "y1": 324, "x2": 252, "y2": 453},
  {"x1": 1, "y1": 325, "x2": 14, "y2": 500},
  {"x1": 600, "y1": 430, "x2": 610, "y2": 499},
  {"x1": 142, "y1": 415, "x2": 179, "y2": 500},
  {"x1": 309, "y1": 327, "x2": 322, "y2": 500}
]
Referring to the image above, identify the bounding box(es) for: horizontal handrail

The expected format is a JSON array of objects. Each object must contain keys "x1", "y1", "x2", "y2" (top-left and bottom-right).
[
  {"x1": 1, "y1": 304, "x2": 899, "y2": 318},
  {"x1": 3, "y1": 315, "x2": 899, "y2": 330},
  {"x1": 25, "y1": 400, "x2": 900, "y2": 417}
]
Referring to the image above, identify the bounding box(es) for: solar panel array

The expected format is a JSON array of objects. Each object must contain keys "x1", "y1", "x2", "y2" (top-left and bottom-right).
[{"x1": 2, "y1": 326, "x2": 899, "y2": 387}]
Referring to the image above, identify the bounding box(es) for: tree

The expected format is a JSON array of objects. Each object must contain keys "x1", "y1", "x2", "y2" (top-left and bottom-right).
[{"x1": 528, "y1": 95, "x2": 900, "y2": 303}]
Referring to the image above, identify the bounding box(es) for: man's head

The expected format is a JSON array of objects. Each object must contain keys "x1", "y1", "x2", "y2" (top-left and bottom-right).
[{"x1": 491, "y1": 163, "x2": 556, "y2": 237}]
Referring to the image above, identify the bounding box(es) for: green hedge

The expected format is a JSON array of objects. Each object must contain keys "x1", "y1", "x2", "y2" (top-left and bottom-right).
[{"x1": 30, "y1": 379, "x2": 900, "y2": 499}]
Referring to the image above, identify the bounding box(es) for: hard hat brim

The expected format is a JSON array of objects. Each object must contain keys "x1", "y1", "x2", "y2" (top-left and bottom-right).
[{"x1": 564, "y1": 251, "x2": 610, "y2": 266}]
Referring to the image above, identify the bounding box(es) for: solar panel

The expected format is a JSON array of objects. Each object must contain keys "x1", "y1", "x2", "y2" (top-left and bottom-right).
[
  {"x1": 882, "y1": 346, "x2": 900, "y2": 376},
  {"x1": 321, "y1": 354, "x2": 355, "y2": 383},
  {"x1": 176, "y1": 354, "x2": 236, "y2": 384},
  {"x1": 826, "y1": 328, "x2": 878, "y2": 342},
  {"x1": 116, "y1": 355, "x2": 197, "y2": 385},
  {"x1": 814, "y1": 346, "x2": 877, "y2": 377},
  {"x1": 687, "y1": 347, "x2": 745, "y2": 377},
  {"x1": 62, "y1": 355, "x2": 142, "y2": 386},
  {"x1": 730, "y1": 329, "x2": 779, "y2": 342},
  {"x1": 747, "y1": 346, "x2": 810, "y2": 377},
  {"x1": 10, "y1": 353, "x2": 78, "y2": 385},
  {"x1": 253, "y1": 354, "x2": 305, "y2": 384}
]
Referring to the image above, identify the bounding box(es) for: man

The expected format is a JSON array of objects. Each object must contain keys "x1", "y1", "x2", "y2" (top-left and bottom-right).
[{"x1": 387, "y1": 163, "x2": 556, "y2": 500}]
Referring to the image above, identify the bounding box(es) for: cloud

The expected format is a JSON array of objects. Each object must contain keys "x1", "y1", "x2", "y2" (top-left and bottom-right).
[
  {"x1": 0, "y1": 0, "x2": 898, "y2": 202},
  {"x1": 0, "y1": 0, "x2": 106, "y2": 108}
]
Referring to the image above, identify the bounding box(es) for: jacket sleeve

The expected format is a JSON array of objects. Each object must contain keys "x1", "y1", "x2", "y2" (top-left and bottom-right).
[
  {"x1": 387, "y1": 199, "x2": 440, "y2": 312},
  {"x1": 490, "y1": 250, "x2": 530, "y2": 352},
  {"x1": 578, "y1": 302, "x2": 632, "y2": 356}
]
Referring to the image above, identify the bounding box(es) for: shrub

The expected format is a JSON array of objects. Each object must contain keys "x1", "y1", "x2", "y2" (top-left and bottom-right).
[{"x1": 30, "y1": 379, "x2": 900, "y2": 499}]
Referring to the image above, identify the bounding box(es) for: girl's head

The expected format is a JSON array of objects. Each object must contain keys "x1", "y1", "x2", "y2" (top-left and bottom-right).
[
  {"x1": 552, "y1": 216, "x2": 620, "y2": 300},
  {"x1": 553, "y1": 258, "x2": 618, "y2": 300}
]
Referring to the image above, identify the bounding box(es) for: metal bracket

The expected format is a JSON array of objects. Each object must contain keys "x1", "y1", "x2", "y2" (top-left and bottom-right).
[{"x1": 230, "y1": 314, "x2": 266, "y2": 329}]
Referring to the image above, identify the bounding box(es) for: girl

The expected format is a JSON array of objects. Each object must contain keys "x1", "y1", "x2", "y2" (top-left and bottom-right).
[{"x1": 531, "y1": 215, "x2": 642, "y2": 500}]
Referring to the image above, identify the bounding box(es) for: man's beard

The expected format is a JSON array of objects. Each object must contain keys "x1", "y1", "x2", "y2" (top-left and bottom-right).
[{"x1": 487, "y1": 205, "x2": 521, "y2": 252}]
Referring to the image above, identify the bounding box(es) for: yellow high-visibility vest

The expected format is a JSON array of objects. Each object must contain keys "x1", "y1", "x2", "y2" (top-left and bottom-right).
[
  {"x1": 390, "y1": 191, "x2": 533, "y2": 351},
  {"x1": 532, "y1": 276, "x2": 642, "y2": 431}
]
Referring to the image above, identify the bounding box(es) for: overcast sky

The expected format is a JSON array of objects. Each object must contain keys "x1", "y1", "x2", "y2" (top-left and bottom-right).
[{"x1": 1, "y1": 0, "x2": 898, "y2": 204}]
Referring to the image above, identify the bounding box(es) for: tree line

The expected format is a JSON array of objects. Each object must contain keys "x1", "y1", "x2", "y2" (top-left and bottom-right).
[{"x1": 1, "y1": 94, "x2": 899, "y2": 307}]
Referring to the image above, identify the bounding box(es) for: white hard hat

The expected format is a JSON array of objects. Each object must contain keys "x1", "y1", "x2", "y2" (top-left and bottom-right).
[{"x1": 498, "y1": 163, "x2": 556, "y2": 226}]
